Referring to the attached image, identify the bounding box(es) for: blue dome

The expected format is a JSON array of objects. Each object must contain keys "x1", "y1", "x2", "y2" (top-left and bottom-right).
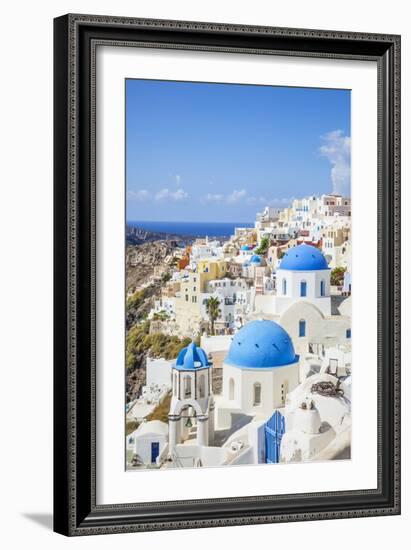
[
  {"x1": 174, "y1": 342, "x2": 211, "y2": 371},
  {"x1": 225, "y1": 320, "x2": 297, "y2": 369},
  {"x1": 250, "y1": 254, "x2": 262, "y2": 264},
  {"x1": 278, "y1": 244, "x2": 329, "y2": 271},
  {"x1": 241, "y1": 245, "x2": 251, "y2": 251}
]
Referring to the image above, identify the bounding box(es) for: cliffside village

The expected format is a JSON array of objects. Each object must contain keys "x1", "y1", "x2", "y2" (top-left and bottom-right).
[{"x1": 126, "y1": 193, "x2": 352, "y2": 469}]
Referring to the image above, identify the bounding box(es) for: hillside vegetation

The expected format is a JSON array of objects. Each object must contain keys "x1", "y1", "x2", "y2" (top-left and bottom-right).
[{"x1": 126, "y1": 321, "x2": 191, "y2": 371}]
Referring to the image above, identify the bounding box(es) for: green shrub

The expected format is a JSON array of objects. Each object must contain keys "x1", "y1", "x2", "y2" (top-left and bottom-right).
[
  {"x1": 255, "y1": 236, "x2": 270, "y2": 255},
  {"x1": 126, "y1": 321, "x2": 192, "y2": 370},
  {"x1": 146, "y1": 392, "x2": 172, "y2": 423},
  {"x1": 152, "y1": 310, "x2": 170, "y2": 321},
  {"x1": 126, "y1": 420, "x2": 139, "y2": 435},
  {"x1": 161, "y1": 272, "x2": 172, "y2": 283},
  {"x1": 127, "y1": 287, "x2": 150, "y2": 310},
  {"x1": 126, "y1": 321, "x2": 151, "y2": 370}
]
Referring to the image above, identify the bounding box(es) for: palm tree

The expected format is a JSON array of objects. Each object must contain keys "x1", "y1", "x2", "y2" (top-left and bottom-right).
[
  {"x1": 331, "y1": 266, "x2": 346, "y2": 286},
  {"x1": 205, "y1": 296, "x2": 221, "y2": 335}
]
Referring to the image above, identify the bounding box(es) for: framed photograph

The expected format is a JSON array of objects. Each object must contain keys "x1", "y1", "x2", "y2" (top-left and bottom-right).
[{"x1": 53, "y1": 14, "x2": 401, "y2": 536}]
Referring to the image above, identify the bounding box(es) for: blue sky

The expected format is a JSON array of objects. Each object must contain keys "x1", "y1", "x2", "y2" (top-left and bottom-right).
[{"x1": 126, "y1": 79, "x2": 350, "y2": 223}]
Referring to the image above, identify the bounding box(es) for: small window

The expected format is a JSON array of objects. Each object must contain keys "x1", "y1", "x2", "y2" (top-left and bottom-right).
[
  {"x1": 185, "y1": 295, "x2": 189, "y2": 302},
  {"x1": 281, "y1": 381, "x2": 288, "y2": 404},
  {"x1": 282, "y1": 279, "x2": 287, "y2": 295},
  {"x1": 320, "y1": 280, "x2": 325, "y2": 296},
  {"x1": 346, "y1": 329, "x2": 351, "y2": 339},
  {"x1": 198, "y1": 374, "x2": 206, "y2": 398},
  {"x1": 300, "y1": 281, "x2": 307, "y2": 297},
  {"x1": 299, "y1": 319, "x2": 306, "y2": 337},
  {"x1": 184, "y1": 375, "x2": 191, "y2": 398},
  {"x1": 253, "y1": 382, "x2": 262, "y2": 406},
  {"x1": 328, "y1": 358, "x2": 338, "y2": 372},
  {"x1": 229, "y1": 378, "x2": 235, "y2": 400}
]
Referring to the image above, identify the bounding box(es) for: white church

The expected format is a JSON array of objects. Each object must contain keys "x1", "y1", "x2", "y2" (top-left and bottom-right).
[
  {"x1": 127, "y1": 244, "x2": 352, "y2": 469},
  {"x1": 274, "y1": 244, "x2": 331, "y2": 316},
  {"x1": 163, "y1": 322, "x2": 305, "y2": 468},
  {"x1": 168, "y1": 342, "x2": 215, "y2": 455},
  {"x1": 214, "y1": 320, "x2": 300, "y2": 429},
  {"x1": 253, "y1": 243, "x2": 351, "y2": 357}
]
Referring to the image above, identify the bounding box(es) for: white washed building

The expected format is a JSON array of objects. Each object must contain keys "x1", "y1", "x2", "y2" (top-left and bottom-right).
[
  {"x1": 274, "y1": 243, "x2": 331, "y2": 317},
  {"x1": 215, "y1": 320, "x2": 300, "y2": 429},
  {"x1": 200, "y1": 278, "x2": 249, "y2": 331},
  {"x1": 127, "y1": 420, "x2": 168, "y2": 466}
]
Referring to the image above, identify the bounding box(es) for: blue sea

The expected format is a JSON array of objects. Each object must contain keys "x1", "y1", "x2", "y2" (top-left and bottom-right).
[{"x1": 127, "y1": 220, "x2": 254, "y2": 237}]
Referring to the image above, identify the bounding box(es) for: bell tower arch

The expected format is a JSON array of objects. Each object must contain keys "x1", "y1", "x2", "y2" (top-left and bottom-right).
[{"x1": 168, "y1": 342, "x2": 214, "y2": 453}]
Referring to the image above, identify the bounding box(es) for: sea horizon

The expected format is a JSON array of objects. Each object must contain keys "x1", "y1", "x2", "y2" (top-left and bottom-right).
[{"x1": 127, "y1": 220, "x2": 254, "y2": 237}]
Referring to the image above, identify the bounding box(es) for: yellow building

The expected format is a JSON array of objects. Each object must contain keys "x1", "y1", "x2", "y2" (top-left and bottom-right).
[
  {"x1": 174, "y1": 259, "x2": 227, "y2": 337},
  {"x1": 196, "y1": 259, "x2": 227, "y2": 290},
  {"x1": 279, "y1": 208, "x2": 293, "y2": 224}
]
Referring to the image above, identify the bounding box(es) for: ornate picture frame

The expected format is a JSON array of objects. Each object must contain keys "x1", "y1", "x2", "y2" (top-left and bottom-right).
[{"x1": 53, "y1": 14, "x2": 400, "y2": 536}]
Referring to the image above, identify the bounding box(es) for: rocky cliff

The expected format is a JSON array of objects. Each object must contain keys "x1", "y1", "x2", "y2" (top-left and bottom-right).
[
  {"x1": 125, "y1": 239, "x2": 178, "y2": 402},
  {"x1": 126, "y1": 240, "x2": 177, "y2": 291}
]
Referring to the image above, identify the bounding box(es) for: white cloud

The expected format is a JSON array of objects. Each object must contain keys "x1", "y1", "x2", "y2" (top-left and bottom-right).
[
  {"x1": 201, "y1": 189, "x2": 247, "y2": 204},
  {"x1": 201, "y1": 189, "x2": 293, "y2": 208},
  {"x1": 129, "y1": 187, "x2": 294, "y2": 210},
  {"x1": 127, "y1": 189, "x2": 150, "y2": 202},
  {"x1": 155, "y1": 188, "x2": 170, "y2": 201},
  {"x1": 319, "y1": 130, "x2": 351, "y2": 195},
  {"x1": 227, "y1": 189, "x2": 247, "y2": 203},
  {"x1": 155, "y1": 187, "x2": 188, "y2": 201},
  {"x1": 203, "y1": 193, "x2": 225, "y2": 203},
  {"x1": 172, "y1": 188, "x2": 188, "y2": 200}
]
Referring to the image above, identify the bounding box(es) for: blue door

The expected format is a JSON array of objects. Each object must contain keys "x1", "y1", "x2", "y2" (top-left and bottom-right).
[
  {"x1": 300, "y1": 281, "x2": 307, "y2": 297},
  {"x1": 151, "y1": 441, "x2": 160, "y2": 463},
  {"x1": 264, "y1": 410, "x2": 285, "y2": 463}
]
